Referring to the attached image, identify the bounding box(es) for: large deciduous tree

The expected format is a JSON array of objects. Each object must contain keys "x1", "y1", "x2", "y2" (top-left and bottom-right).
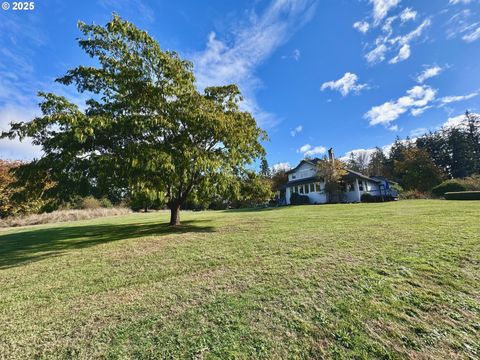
[{"x1": 1, "y1": 16, "x2": 266, "y2": 225}]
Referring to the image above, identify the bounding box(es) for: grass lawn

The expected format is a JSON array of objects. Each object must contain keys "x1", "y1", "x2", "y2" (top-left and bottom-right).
[{"x1": 0, "y1": 200, "x2": 479, "y2": 359}]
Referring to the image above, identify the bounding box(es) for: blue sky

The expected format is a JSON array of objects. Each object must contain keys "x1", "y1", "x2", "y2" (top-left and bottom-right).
[{"x1": 1, "y1": 0, "x2": 479, "y2": 170}]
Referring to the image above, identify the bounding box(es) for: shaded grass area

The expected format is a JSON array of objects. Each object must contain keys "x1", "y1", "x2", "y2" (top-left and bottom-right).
[{"x1": 0, "y1": 201, "x2": 479, "y2": 358}]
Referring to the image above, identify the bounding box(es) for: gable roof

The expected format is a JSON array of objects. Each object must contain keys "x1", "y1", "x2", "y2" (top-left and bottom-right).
[{"x1": 286, "y1": 158, "x2": 382, "y2": 184}]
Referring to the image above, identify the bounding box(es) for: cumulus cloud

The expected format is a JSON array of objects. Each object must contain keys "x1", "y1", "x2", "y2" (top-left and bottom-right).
[
  {"x1": 364, "y1": 85, "x2": 437, "y2": 126},
  {"x1": 271, "y1": 162, "x2": 291, "y2": 172},
  {"x1": 297, "y1": 144, "x2": 327, "y2": 157},
  {"x1": 389, "y1": 43, "x2": 411, "y2": 64},
  {"x1": 290, "y1": 125, "x2": 303, "y2": 137},
  {"x1": 370, "y1": 0, "x2": 400, "y2": 25},
  {"x1": 441, "y1": 112, "x2": 479, "y2": 129},
  {"x1": 320, "y1": 72, "x2": 369, "y2": 96},
  {"x1": 353, "y1": 21, "x2": 370, "y2": 33},
  {"x1": 416, "y1": 65, "x2": 443, "y2": 83},
  {"x1": 400, "y1": 8, "x2": 417, "y2": 22},
  {"x1": 193, "y1": 0, "x2": 317, "y2": 129}
]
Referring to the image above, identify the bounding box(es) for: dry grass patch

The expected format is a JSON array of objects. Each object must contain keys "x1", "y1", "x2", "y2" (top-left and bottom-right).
[{"x1": 0, "y1": 207, "x2": 132, "y2": 228}]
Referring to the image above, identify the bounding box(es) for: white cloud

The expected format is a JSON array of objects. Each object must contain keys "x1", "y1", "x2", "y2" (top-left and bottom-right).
[
  {"x1": 364, "y1": 85, "x2": 437, "y2": 126},
  {"x1": 449, "y1": 0, "x2": 472, "y2": 4},
  {"x1": 388, "y1": 124, "x2": 399, "y2": 131},
  {"x1": 282, "y1": 48, "x2": 301, "y2": 61},
  {"x1": 193, "y1": 0, "x2": 316, "y2": 129},
  {"x1": 400, "y1": 8, "x2": 417, "y2": 22},
  {"x1": 290, "y1": 125, "x2": 303, "y2": 137},
  {"x1": 463, "y1": 26, "x2": 480, "y2": 42},
  {"x1": 365, "y1": 18, "x2": 431, "y2": 65},
  {"x1": 297, "y1": 144, "x2": 326, "y2": 157},
  {"x1": 389, "y1": 43, "x2": 411, "y2": 63},
  {"x1": 0, "y1": 105, "x2": 42, "y2": 160},
  {"x1": 370, "y1": 0, "x2": 400, "y2": 25},
  {"x1": 292, "y1": 49, "x2": 301, "y2": 61},
  {"x1": 320, "y1": 72, "x2": 369, "y2": 96},
  {"x1": 340, "y1": 148, "x2": 378, "y2": 162},
  {"x1": 353, "y1": 21, "x2": 370, "y2": 33},
  {"x1": 446, "y1": 9, "x2": 480, "y2": 43},
  {"x1": 441, "y1": 112, "x2": 480, "y2": 129},
  {"x1": 410, "y1": 127, "x2": 428, "y2": 137},
  {"x1": 365, "y1": 43, "x2": 388, "y2": 64},
  {"x1": 271, "y1": 162, "x2": 291, "y2": 172},
  {"x1": 439, "y1": 92, "x2": 478, "y2": 104},
  {"x1": 410, "y1": 105, "x2": 432, "y2": 116},
  {"x1": 416, "y1": 65, "x2": 443, "y2": 83}
]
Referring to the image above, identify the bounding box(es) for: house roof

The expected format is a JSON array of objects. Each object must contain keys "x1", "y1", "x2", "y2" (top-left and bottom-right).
[
  {"x1": 285, "y1": 158, "x2": 320, "y2": 174},
  {"x1": 285, "y1": 158, "x2": 385, "y2": 185}
]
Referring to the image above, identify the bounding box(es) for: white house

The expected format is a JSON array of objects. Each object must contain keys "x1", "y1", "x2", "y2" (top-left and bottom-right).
[{"x1": 283, "y1": 150, "x2": 397, "y2": 205}]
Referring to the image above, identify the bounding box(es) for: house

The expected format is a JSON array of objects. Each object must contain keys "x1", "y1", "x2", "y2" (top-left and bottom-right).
[{"x1": 283, "y1": 149, "x2": 397, "y2": 205}]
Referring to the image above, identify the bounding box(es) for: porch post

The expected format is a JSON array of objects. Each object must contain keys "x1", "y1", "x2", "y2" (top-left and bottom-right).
[
  {"x1": 354, "y1": 178, "x2": 361, "y2": 202},
  {"x1": 286, "y1": 187, "x2": 291, "y2": 205}
]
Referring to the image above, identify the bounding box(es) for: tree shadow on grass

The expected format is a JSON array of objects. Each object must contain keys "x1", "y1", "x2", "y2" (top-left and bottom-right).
[{"x1": 0, "y1": 220, "x2": 215, "y2": 269}]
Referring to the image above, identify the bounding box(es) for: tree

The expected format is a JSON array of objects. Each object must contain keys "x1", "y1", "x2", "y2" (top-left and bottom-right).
[
  {"x1": 367, "y1": 147, "x2": 388, "y2": 177},
  {"x1": 1, "y1": 16, "x2": 265, "y2": 225},
  {"x1": 346, "y1": 151, "x2": 369, "y2": 174},
  {"x1": 394, "y1": 147, "x2": 444, "y2": 192},
  {"x1": 316, "y1": 158, "x2": 348, "y2": 203},
  {"x1": 260, "y1": 158, "x2": 271, "y2": 178},
  {"x1": 237, "y1": 171, "x2": 273, "y2": 208}
]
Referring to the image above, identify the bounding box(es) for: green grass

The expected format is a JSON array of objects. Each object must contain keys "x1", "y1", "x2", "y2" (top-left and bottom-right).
[{"x1": 1, "y1": 200, "x2": 479, "y2": 359}]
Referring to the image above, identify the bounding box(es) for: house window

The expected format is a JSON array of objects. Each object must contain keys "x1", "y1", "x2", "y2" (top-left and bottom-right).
[
  {"x1": 348, "y1": 183, "x2": 355, "y2": 192},
  {"x1": 304, "y1": 184, "x2": 309, "y2": 194},
  {"x1": 309, "y1": 183, "x2": 315, "y2": 193},
  {"x1": 315, "y1": 182, "x2": 321, "y2": 192},
  {"x1": 299, "y1": 185, "x2": 304, "y2": 194},
  {"x1": 292, "y1": 174, "x2": 296, "y2": 179},
  {"x1": 359, "y1": 181, "x2": 364, "y2": 191}
]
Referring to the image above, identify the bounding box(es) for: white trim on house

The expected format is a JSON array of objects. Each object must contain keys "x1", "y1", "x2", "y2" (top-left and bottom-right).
[{"x1": 283, "y1": 158, "x2": 397, "y2": 204}]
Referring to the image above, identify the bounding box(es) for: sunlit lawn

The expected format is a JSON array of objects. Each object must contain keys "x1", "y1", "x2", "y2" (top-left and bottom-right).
[{"x1": 0, "y1": 200, "x2": 479, "y2": 359}]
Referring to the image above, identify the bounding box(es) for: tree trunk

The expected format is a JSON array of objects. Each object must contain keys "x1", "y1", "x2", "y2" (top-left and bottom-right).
[{"x1": 169, "y1": 203, "x2": 181, "y2": 226}]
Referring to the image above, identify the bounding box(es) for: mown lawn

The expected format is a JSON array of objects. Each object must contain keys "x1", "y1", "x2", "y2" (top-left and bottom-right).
[{"x1": 0, "y1": 200, "x2": 479, "y2": 359}]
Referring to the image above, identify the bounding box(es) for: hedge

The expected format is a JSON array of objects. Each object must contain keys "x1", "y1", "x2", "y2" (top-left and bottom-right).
[
  {"x1": 290, "y1": 192, "x2": 310, "y2": 205},
  {"x1": 444, "y1": 191, "x2": 480, "y2": 200},
  {"x1": 431, "y1": 180, "x2": 467, "y2": 197}
]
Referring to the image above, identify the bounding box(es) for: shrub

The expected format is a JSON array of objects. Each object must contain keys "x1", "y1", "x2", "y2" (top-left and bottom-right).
[
  {"x1": 80, "y1": 196, "x2": 102, "y2": 209},
  {"x1": 99, "y1": 197, "x2": 113, "y2": 208},
  {"x1": 462, "y1": 175, "x2": 480, "y2": 191},
  {"x1": 360, "y1": 193, "x2": 380, "y2": 203},
  {"x1": 399, "y1": 190, "x2": 430, "y2": 200},
  {"x1": 431, "y1": 180, "x2": 467, "y2": 197},
  {"x1": 444, "y1": 191, "x2": 480, "y2": 200},
  {"x1": 290, "y1": 192, "x2": 310, "y2": 205}
]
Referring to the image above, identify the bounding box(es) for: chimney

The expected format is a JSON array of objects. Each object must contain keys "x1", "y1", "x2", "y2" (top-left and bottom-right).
[{"x1": 328, "y1": 147, "x2": 335, "y2": 162}]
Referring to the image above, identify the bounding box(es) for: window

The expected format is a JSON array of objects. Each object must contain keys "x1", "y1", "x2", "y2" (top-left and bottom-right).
[
  {"x1": 292, "y1": 174, "x2": 296, "y2": 179},
  {"x1": 348, "y1": 183, "x2": 355, "y2": 192},
  {"x1": 299, "y1": 185, "x2": 304, "y2": 194},
  {"x1": 305, "y1": 184, "x2": 309, "y2": 194},
  {"x1": 359, "y1": 181, "x2": 364, "y2": 191},
  {"x1": 315, "y1": 182, "x2": 321, "y2": 192}
]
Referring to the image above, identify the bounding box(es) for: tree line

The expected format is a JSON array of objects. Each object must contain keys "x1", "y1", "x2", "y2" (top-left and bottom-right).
[{"x1": 346, "y1": 111, "x2": 480, "y2": 194}]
